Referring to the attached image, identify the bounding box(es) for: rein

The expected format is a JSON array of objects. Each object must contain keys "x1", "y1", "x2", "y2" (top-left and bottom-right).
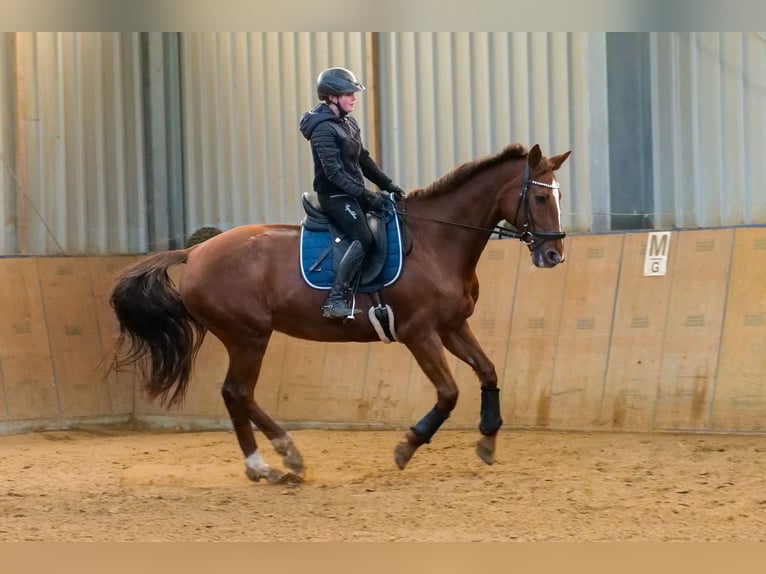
[{"x1": 395, "y1": 165, "x2": 566, "y2": 250}]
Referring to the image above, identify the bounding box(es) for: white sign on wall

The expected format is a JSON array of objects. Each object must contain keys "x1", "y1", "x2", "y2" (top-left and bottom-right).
[{"x1": 644, "y1": 232, "x2": 672, "y2": 276}]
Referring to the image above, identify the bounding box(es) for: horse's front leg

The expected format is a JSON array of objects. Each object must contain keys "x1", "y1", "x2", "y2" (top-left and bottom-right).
[
  {"x1": 395, "y1": 332, "x2": 459, "y2": 470},
  {"x1": 441, "y1": 322, "x2": 503, "y2": 464}
]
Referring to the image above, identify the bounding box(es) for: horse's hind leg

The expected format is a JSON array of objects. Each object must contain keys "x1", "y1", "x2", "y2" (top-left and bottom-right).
[
  {"x1": 249, "y1": 401, "x2": 304, "y2": 479},
  {"x1": 221, "y1": 335, "x2": 304, "y2": 484},
  {"x1": 441, "y1": 322, "x2": 502, "y2": 465}
]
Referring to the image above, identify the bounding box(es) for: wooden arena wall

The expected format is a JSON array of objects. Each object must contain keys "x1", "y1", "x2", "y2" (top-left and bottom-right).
[
  {"x1": 1, "y1": 226, "x2": 765, "y2": 435},
  {"x1": 0, "y1": 256, "x2": 141, "y2": 433}
]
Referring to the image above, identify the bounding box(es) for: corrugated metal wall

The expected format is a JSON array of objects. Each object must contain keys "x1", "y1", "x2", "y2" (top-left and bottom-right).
[
  {"x1": 8, "y1": 32, "x2": 146, "y2": 255},
  {"x1": 0, "y1": 34, "x2": 15, "y2": 254},
  {"x1": 180, "y1": 32, "x2": 373, "y2": 230},
  {"x1": 651, "y1": 32, "x2": 766, "y2": 229},
  {"x1": 376, "y1": 32, "x2": 612, "y2": 233},
  {"x1": 1, "y1": 32, "x2": 764, "y2": 255}
]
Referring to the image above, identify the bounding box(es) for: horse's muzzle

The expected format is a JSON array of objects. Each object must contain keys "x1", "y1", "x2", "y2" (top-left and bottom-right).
[{"x1": 532, "y1": 246, "x2": 565, "y2": 268}]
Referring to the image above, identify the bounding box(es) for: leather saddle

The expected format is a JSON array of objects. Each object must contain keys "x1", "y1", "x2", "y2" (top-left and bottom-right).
[{"x1": 300, "y1": 191, "x2": 390, "y2": 286}]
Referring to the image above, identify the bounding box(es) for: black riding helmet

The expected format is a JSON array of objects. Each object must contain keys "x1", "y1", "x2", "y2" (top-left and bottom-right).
[{"x1": 316, "y1": 67, "x2": 366, "y2": 100}]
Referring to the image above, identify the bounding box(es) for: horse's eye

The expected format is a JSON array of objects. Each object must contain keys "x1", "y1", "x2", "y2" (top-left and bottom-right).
[{"x1": 534, "y1": 194, "x2": 547, "y2": 205}]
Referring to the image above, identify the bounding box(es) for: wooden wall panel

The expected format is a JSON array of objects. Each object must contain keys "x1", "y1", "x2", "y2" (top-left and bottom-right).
[
  {"x1": 274, "y1": 338, "x2": 329, "y2": 422},
  {"x1": 547, "y1": 234, "x2": 623, "y2": 429},
  {"x1": 504, "y1": 255, "x2": 568, "y2": 427},
  {"x1": 5, "y1": 227, "x2": 766, "y2": 436},
  {"x1": 175, "y1": 335, "x2": 230, "y2": 419},
  {"x1": 0, "y1": 355, "x2": 6, "y2": 420},
  {"x1": 653, "y1": 229, "x2": 734, "y2": 431},
  {"x1": 37, "y1": 258, "x2": 112, "y2": 417},
  {"x1": 254, "y1": 331, "x2": 288, "y2": 419},
  {"x1": 362, "y1": 342, "x2": 415, "y2": 425},
  {"x1": 0, "y1": 259, "x2": 58, "y2": 420},
  {"x1": 315, "y1": 342, "x2": 370, "y2": 423},
  {"x1": 602, "y1": 232, "x2": 678, "y2": 431},
  {"x1": 0, "y1": 366, "x2": 6, "y2": 420},
  {"x1": 712, "y1": 228, "x2": 766, "y2": 431}
]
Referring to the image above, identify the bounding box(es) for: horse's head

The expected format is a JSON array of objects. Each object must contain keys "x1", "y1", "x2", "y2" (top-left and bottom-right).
[{"x1": 507, "y1": 144, "x2": 571, "y2": 268}]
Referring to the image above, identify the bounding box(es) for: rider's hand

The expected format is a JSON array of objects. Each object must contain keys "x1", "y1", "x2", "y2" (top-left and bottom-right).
[
  {"x1": 386, "y1": 183, "x2": 406, "y2": 202},
  {"x1": 363, "y1": 189, "x2": 385, "y2": 211}
]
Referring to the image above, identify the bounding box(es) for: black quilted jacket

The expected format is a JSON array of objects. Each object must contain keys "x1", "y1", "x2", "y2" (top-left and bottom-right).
[{"x1": 299, "y1": 103, "x2": 392, "y2": 199}]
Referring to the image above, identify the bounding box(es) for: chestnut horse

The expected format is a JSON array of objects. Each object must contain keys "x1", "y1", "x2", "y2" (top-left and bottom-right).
[{"x1": 110, "y1": 143, "x2": 571, "y2": 484}]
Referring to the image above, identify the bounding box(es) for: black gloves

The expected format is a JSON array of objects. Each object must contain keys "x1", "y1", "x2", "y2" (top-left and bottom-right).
[
  {"x1": 363, "y1": 183, "x2": 405, "y2": 212},
  {"x1": 386, "y1": 183, "x2": 406, "y2": 202},
  {"x1": 363, "y1": 190, "x2": 385, "y2": 211}
]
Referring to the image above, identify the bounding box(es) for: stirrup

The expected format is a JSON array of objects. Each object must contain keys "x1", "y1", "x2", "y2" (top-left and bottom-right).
[
  {"x1": 321, "y1": 295, "x2": 362, "y2": 319},
  {"x1": 321, "y1": 302, "x2": 362, "y2": 319}
]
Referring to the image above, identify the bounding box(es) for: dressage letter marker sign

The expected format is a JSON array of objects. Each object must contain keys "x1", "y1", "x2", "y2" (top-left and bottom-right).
[{"x1": 644, "y1": 231, "x2": 671, "y2": 276}]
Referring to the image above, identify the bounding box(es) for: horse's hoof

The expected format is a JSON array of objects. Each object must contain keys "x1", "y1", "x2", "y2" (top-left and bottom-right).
[
  {"x1": 283, "y1": 450, "x2": 305, "y2": 477},
  {"x1": 245, "y1": 466, "x2": 270, "y2": 482},
  {"x1": 394, "y1": 434, "x2": 420, "y2": 470},
  {"x1": 476, "y1": 434, "x2": 497, "y2": 465},
  {"x1": 275, "y1": 472, "x2": 303, "y2": 485},
  {"x1": 393, "y1": 442, "x2": 413, "y2": 470},
  {"x1": 272, "y1": 435, "x2": 305, "y2": 476},
  {"x1": 245, "y1": 467, "x2": 303, "y2": 485}
]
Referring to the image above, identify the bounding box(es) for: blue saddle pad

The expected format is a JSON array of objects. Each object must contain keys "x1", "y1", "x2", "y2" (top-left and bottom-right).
[{"x1": 299, "y1": 212, "x2": 404, "y2": 292}]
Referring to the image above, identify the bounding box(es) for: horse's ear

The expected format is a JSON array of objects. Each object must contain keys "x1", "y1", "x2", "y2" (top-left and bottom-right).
[
  {"x1": 528, "y1": 144, "x2": 543, "y2": 169},
  {"x1": 549, "y1": 150, "x2": 572, "y2": 171}
]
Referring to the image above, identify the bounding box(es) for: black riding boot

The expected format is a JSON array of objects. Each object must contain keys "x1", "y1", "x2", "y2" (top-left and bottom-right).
[{"x1": 322, "y1": 240, "x2": 365, "y2": 319}]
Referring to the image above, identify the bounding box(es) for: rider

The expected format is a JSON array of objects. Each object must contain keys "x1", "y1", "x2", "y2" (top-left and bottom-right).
[{"x1": 299, "y1": 66, "x2": 406, "y2": 319}]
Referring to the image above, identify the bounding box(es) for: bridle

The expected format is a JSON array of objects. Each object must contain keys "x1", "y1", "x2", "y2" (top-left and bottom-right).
[
  {"x1": 514, "y1": 164, "x2": 566, "y2": 250},
  {"x1": 395, "y1": 164, "x2": 566, "y2": 252}
]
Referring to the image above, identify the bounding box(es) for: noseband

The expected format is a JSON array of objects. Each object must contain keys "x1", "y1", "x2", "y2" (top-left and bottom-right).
[{"x1": 396, "y1": 164, "x2": 566, "y2": 251}]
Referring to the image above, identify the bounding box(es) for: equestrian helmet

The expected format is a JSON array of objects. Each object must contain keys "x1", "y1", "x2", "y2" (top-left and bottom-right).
[{"x1": 316, "y1": 67, "x2": 366, "y2": 100}]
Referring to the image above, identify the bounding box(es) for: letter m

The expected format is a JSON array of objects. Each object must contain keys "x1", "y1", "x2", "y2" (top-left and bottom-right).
[{"x1": 648, "y1": 233, "x2": 669, "y2": 257}]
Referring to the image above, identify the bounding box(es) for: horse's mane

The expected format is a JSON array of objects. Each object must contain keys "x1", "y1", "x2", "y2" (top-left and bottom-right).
[{"x1": 411, "y1": 143, "x2": 528, "y2": 199}]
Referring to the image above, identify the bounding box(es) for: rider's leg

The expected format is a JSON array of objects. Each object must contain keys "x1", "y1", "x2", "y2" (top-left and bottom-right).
[
  {"x1": 322, "y1": 239, "x2": 365, "y2": 318},
  {"x1": 316, "y1": 195, "x2": 374, "y2": 319}
]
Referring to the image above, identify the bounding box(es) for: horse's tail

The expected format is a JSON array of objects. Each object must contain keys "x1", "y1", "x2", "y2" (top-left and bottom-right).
[{"x1": 109, "y1": 249, "x2": 207, "y2": 407}]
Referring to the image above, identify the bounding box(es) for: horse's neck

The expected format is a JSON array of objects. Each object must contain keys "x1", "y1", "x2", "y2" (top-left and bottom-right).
[{"x1": 411, "y1": 168, "x2": 514, "y2": 274}]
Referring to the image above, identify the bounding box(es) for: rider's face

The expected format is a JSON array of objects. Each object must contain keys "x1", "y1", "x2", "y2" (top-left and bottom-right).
[{"x1": 333, "y1": 92, "x2": 357, "y2": 114}]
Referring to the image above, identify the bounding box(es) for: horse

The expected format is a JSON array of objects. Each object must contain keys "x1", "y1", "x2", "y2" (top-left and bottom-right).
[{"x1": 109, "y1": 143, "x2": 571, "y2": 484}]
